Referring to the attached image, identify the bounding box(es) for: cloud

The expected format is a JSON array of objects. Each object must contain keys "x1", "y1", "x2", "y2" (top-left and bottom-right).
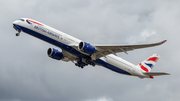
[
  {"x1": 85, "y1": 97, "x2": 113, "y2": 101},
  {"x1": 127, "y1": 29, "x2": 156, "y2": 44}
]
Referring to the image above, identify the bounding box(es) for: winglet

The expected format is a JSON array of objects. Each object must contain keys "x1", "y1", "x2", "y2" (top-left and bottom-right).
[{"x1": 161, "y1": 40, "x2": 167, "y2": 44}]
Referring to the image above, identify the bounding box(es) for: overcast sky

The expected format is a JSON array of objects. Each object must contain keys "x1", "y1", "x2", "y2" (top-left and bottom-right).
[{"x1": 0, "y1": 0, "x2": 180, "y2": 101}]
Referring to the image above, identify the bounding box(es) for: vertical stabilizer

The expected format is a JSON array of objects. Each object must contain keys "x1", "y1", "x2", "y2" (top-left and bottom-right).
[{"x1": 137, "y1": 54, "x2": 160, "y2": 72}]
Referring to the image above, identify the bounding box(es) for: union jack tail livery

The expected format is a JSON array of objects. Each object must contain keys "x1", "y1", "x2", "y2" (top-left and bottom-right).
[
  {"x1": 137, "y1": 54, "x2": 160, "y2": 72},
  {"x1": 137, "y1": 54, "x2": 169, "y2": 79}
]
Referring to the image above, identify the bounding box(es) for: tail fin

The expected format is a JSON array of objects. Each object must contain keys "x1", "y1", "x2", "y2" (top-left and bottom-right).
[{"x1": 137, "y1": 54, "x2": 160, "y2": 72}]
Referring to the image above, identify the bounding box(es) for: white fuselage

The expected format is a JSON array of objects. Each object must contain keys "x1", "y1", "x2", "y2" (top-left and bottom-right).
[{"x1": 13, "y1": 18, "x2": 149, "y2": 78}]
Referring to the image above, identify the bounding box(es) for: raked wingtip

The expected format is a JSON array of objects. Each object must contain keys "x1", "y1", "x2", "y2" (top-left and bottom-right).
[{"x1": 161, "y1": 40, "x2": 167, "y2": 44}]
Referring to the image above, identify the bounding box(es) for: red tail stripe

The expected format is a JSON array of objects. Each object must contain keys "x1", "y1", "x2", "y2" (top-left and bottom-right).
[
  {"x1": 139, "y1": 63, "x2": 149, "y2": 72},
  {"x1": 27, "y1": 19, "x2": 43, "y2": 26},
  {"x1": 147, "y1": 57, "x2": 159, "y2": 62}
]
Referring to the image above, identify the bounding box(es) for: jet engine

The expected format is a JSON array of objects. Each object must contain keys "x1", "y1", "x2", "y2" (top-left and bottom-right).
[
  {"x1": 78, "y1": 41, "x2": 95, "y2": 55},
  {"x1": 47, "y1": 48, "x2": 63, "y2": 60}
]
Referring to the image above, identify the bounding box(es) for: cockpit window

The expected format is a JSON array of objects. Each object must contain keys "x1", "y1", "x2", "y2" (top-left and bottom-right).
[{"x1": 18, "y1": 19, "x2": 25, "y2": 21}]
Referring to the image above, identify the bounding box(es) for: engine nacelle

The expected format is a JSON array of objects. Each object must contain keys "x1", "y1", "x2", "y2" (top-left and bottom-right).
[
  {"x1": 47, "y1": 48, "x2": 63, "y2": 60},
  {"x1": 78, "y1": 41, "x2": 95, "y2": 55}
]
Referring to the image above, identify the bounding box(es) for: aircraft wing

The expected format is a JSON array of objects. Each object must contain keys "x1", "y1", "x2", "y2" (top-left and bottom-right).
[
  {"x1": 91, "y1": 40, "x2": 167, "y2": 60},
  {"x1": 61, "y1": 49, "x2": 77, "y2": 62}
]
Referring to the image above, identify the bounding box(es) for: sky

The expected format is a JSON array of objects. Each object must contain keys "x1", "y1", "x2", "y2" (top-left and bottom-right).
[{"x1": 0, "y1": 0, "x2": 180, "y2": 101}]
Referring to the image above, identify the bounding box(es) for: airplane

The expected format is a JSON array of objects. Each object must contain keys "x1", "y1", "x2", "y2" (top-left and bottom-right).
[{"x1": 13, "y1": 18, "x2": 170, "y2": 79}]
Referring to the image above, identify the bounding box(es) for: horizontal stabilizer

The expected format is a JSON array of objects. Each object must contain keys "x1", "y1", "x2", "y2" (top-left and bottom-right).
[{"x1": 143, "y1": 72, "x2": 170, "y2": 76}]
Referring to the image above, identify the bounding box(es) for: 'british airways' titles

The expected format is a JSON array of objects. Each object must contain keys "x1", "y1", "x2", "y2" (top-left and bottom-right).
[{"x1": 34, "y1": 25, "x2": 59, "y2": 39}]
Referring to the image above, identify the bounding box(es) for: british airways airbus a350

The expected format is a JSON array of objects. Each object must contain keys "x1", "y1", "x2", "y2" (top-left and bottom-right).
[{"x1": 13, "y1": 18, "x2": 169, "y2": 79}]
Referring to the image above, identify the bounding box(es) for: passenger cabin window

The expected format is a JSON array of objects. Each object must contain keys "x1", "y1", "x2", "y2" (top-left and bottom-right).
[{"x1": 19, "y1": 19, "x2": 25, "y2": 21}]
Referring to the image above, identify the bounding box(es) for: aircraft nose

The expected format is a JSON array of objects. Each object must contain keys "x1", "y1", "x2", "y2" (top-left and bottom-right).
[
  {"x1": 13, "y1": 20, "x2": 22, "y2": 34},
  {"x1": 13, "y1": 20, "x2": 19, "y2": 25}
]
